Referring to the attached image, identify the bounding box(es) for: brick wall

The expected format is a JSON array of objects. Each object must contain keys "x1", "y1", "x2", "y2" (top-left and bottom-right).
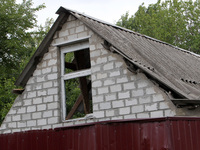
[
  {"x1": 1, "y1": 14, "x2": 193, "y2": 134},
  {"x1": 89, "y1": 34, "x2": 177, "y2": 121}
]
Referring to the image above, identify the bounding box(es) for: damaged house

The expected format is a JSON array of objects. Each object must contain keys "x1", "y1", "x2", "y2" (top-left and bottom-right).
[{"x1": 0, "y1": 7, "x2": 200, "y2": 150}]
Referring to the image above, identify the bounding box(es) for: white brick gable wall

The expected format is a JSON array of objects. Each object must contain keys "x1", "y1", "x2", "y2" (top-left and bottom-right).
[{"x1": 1, "y1": 15, "x2": 193, "y2": 134}]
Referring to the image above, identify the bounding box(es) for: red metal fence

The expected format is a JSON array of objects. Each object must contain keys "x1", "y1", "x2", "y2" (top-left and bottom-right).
[{"x1": 0, "y1": 117, "x2": 200, "y2": 150}]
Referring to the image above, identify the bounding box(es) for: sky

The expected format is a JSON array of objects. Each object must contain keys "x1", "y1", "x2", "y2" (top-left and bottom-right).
[{"x1": 17, "y1": 0, "x2": 159, "y2": 25}]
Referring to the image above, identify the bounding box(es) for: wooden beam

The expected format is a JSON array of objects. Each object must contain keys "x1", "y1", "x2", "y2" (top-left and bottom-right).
[
  {"x1": 66, "y1": 94, "x2": 83, "y2": 120},
  {"x1": 12, "y1": 89, "x2": 24, "y2": 94},
  {"x1": 74, "y1": 50, "x2": 90, "y2": 114}
]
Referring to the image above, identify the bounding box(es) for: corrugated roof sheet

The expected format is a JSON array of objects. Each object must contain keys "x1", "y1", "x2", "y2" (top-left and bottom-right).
[{"x1": 57, "y1": 7, "x2": 200, "y2": 100}]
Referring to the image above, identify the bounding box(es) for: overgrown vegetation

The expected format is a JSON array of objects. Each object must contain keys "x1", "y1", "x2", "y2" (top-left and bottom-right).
[
  {"x1": 116, "y1": 0, "x2": 200, "y2": 54},
  {"x1": 0, "y1": 0, "x2": 53, "y2": 124}
]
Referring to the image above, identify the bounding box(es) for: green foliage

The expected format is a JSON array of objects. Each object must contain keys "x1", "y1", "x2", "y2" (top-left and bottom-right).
[
  {"x1": 0, "y1": 0, "x2": 53, "y2": 125},
  {"x1": 116, "y1": 0, "x2": 200, "y2": 54},
  {"x1": 0, "y1": 78, "x2": 16, "y2": 123}
]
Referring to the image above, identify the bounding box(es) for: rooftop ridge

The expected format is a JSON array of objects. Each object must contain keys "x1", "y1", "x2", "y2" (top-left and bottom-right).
[{"x1": 57, "y1": 7, "x2": 200, "y2": 59}]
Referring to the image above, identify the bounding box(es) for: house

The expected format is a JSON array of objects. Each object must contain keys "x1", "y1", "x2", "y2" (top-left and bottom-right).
[{"x1": 0, "y1": 7, "x2": 200, "y2": 149}]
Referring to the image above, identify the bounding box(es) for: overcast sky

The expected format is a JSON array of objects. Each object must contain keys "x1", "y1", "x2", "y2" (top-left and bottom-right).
[{"x1": 17, "y1": 0, "x2": 159, "y2": 25}]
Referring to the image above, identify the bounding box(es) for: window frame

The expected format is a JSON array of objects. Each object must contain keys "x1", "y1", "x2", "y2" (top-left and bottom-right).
[{"x1": 59, "y1": 37, "x2": 92, "y2": 121}]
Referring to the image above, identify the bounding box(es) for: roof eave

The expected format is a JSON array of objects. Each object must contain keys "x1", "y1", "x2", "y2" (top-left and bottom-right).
[{"x1": 15, "y1": 12, "x2": 69, "y2": 87}]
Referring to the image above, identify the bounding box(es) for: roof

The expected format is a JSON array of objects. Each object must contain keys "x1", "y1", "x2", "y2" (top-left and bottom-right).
[{"x1": 16, "y1": 7, "x2": 200, "y2": 101}]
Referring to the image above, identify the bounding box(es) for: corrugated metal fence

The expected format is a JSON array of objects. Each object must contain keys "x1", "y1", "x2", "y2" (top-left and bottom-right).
[{"x1": 0, "y1": 117, "x2": 200, "y2": 150}]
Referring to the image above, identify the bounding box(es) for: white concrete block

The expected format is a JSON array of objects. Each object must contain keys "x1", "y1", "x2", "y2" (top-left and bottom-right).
[
  {"x1": 108, "y1": 55, "x2": 117, "y2": 61},
  {"x1": 137, "y1": 112, "x2": 150, "y2": 118},
  {"x1": 145, "y1": 103, "x2": 158, "y2": 111},
  {"x1": 104, "y1": 79, "x2": 115, "y2": 86},
  {"x1": 124, "y1": 114, "x2": 136, "y2": 119},
  {"x1": 22, "y1": 114, "x2": 31, "y2": 121},
  {"x1": 109, "y1": 70, "x2": 120, "y2": 77},
  {"x1": 90, "y1": 45, "x2": 96, "y2": 51},
  {"x1": 37, "y1": 104, "x2": 47, "y2": 111},
  {"x1": 112, "y1": 100, "x2": 124, "y2": 108},
  {"x1": 159, "y1": 102, "x2": 169, "y2": 109},
  {"x1": 110, "y1": 84, "x2": 121, "y2": 92},
  {"x1": 78, "y1": 32, "x2": 88, "y2": 38},
  {"x1": 152, "y1": 94, "x2": 165, "y2": 102},
  {"x1": 33, "y1": 70, "x2": 42, "y2": 76},
  {"x1": 90, "y1": 50, "x2": 100, "y2": 58},
  {"x1": 37, "y1": 90, "x2": 47, "y2": 97},
  {"x1": 75, "y1": 25, "x2": 84, "y2": 33},
  {"x1": 42, "y1": 68, "x2": 51, "y2": 74},
  {"x1": 17, "y1": 122, "x2": 26, "y2": 128},
  {"x1": 47, "y1": 87, "x2": 58, "y2": 95},
  {"x1": 92, "y1": 65, "x2": 101, "y2": 73},
  {"x1": 92, "y1": 80, "x2": 102, "y2": 88},
  {"x1": 32, "y1": 112, "x2": 42, "y2": 119},
  {"x1": 111, "y1": 116, "x2": 123, "y2": 120},
  {"x1": 131, "y1": 105, "x2": 144, "y2": 113},
  {"x1": 164, "y1": 110, "x2": 175, "y2": 117},
  {"x1": 96, "y1": 57, "x2": 108, "y2": 65},
  {"x1": 96, "y1": 73, "x2": 107, "y2": 79},
  {"x1": 36, "y1": 76, "x2": 45, "y2": 83},
  {"x1": 146, "y1": 87, "x2": 156, "y2": 95},
  {"x1": 47, "y1": 73, "x2": 58, "y2": 80},
  {"x1": 103, "y1": 62, "x2": 114, "y2": 71},
  {"x1": 105, "y1": 110, "x2": 115, "y2": 117},
  {"x1": 48, "y1": 59, "x2": 57, "y2": 66},
  {"x1": 116, "y1": 77, "x2": 128, "y2": 83},
  {"x1": 27, "y1": 106, "x2": 36, "y2": 113},
  {"x1": 93, "y1": 95, "x2": 104, "y2": 103},
  {"x1": 43, "y1": 95, "x2": 54, "y2": 103},
  {"x1": 33, "y1": 83, "x2": 42, "y2": 90},
  {"x1": 115, "y1": 62, "x2": 123, "y2": 68},
  {"x1": 123, "y1": 82, "x2": 136, "y2": 90},
  {"x1": 119, "y1": 107, "x2": 130, "y2": 115},
  {"x1": 48, "y1": 117, "x2": 59, "y2": 124},
  {"x1": 93, "y1": 111, "x2": 104, "y2": 118},
  {"x1": 33, "y1": 97, "x2": 43, "y2": 105},
  {"x1": 12, "y1": 115, "x2": 21, "y2": 121},
  {"x1": 8, "y1": 122, "x2": 17, "y2": 128},
  {"x1": 24, "y1": 99, "x2": 32, "y2": 106},
  {"x1": 8, "y1": 109, "x2": 17, "y2": 115},
  {"x1": 59, "y1": 30, "x2": 69, "y2": 37},
  {"x1": 43, "y1": 110, "x2": 53, "y2": 118},
  {"x1": 43, "y1": 53, "x2": 52, "y2": 60},
  {"x1": 150, "y1": 110, "x2": 164, "y2": 118},
  {"x1": 27, "y1": 120, "x2": 36, "y2": 127},
  {"x1": 27, "y1": 91, "x2": 36, "y2": 98},
  {"x1": 99, "y1": 102, "x2": 111, "y2": 110},
  {"x1": 48, "y1": 102, "x2": 59, "y2": 109},
  {"x1": 37, "y1": 119, "x2": 47, "y2": 126},
  {"x1": 118, "y1": 91, "x2": 130, "y2": 99},
  {"x1": 93, "y1": 104, "x2": 99, "y2": 111},
  {"x1": 105, "y1": 93, "x2": 117, "y2": 101},
  {"x1": 137, "y1": 80, "x2": 149, "y2": 88},
  {"x1": 139, "y1": 96, "x2": 151, "y2": 104},
  {"x1": 132, "y1": 89, "x2": 144, "y2": 97},
  {"x1": 125, "y1": 98, "x2": 138, "y2": 106},
  {"x1": 98, "y1": 87, "x2": 109, "y2": 95}
]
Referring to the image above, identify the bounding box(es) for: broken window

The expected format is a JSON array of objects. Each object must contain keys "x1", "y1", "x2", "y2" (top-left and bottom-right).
[{"x1": 60, "y1": 40, "x2": 92, "y2": 120}]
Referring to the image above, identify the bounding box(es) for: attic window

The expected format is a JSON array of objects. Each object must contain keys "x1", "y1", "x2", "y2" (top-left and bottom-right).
[{"x1": 60, "y1": 40, "x2": 92, "y2": 121}]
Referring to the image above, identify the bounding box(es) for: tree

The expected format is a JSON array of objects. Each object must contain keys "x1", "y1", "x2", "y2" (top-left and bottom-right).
[
  {"x1": 0, "y1": 0, "x2": 54, "y2": 124},
  {"x1": 116, "y1": 0, "x2": 200, "y2": 54}
]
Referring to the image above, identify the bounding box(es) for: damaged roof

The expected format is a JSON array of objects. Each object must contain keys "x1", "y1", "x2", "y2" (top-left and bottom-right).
[{"x1": 16, "y1": 7, "x2": 200, "y2": 101}]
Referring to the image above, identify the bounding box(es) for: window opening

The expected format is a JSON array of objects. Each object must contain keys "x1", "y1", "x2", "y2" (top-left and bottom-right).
[{"x1": 61, "y1": 41, "x2": 92, "y2": 120}]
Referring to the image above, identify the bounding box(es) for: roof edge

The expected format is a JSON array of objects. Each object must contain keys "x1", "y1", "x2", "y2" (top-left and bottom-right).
[{"x1": 15, "y1": 12, "x2": 69, "y2": 87}]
